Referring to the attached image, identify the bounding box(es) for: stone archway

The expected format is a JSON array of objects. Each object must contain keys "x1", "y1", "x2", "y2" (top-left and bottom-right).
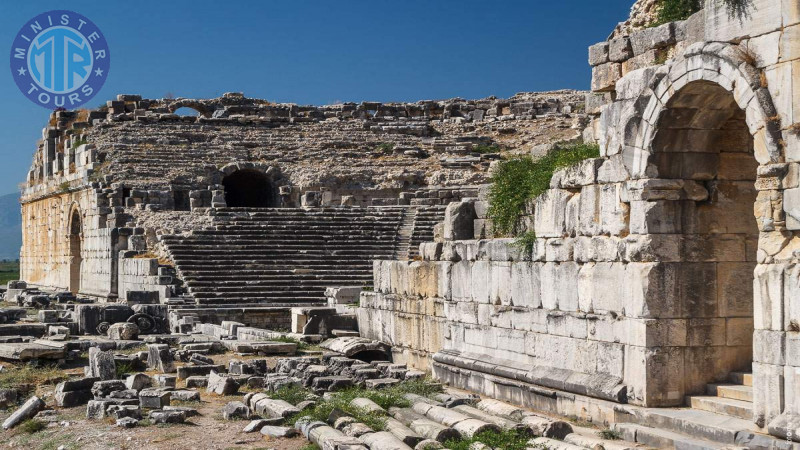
[
  {"x1": 68, "y1": 207, "x2": 82, "y2": 294},
  {"x1": 648, "y1": 80, "x2": 759, "y2": 396},
  {"x1": 222, "y1": 169, "x2": 277, "y2": 207},
  {"x1": 617, "y1": 42, "x2": 789, "y2": 423}
]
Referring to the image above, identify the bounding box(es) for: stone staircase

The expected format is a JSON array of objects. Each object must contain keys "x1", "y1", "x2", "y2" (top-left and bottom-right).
[
  {"x1": 614, "y1": 371, "x2": 791, "y2": 449},
  {"x1": 407, "y1": 205, "x2": 446, "y2": 259},
  {"x1": 160, "y1": 206, "x2": 443, "y2": 305}
]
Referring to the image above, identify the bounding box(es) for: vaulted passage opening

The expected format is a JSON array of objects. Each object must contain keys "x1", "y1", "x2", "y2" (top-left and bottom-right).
[
  {"x1": 68, "y1": 208, "x2": 82, "y2": 294},
  {"x1": 222, "y1": 169, "x2": 276, "y2": 207},
  {"x1": 651, "y1": 80, "x2": 757, "y2": 397}
]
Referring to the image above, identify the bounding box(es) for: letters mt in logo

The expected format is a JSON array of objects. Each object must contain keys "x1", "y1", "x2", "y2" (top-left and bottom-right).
[{"x1": 10, "y1": 10, "x2": 110, "y2": 109}]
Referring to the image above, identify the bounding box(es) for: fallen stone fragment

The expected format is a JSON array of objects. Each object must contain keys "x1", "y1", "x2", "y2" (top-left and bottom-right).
[
  {"x1": 412, "y1": 403, "x2": 499, "y2": 438},
  {"x1": 108, "y1": 322, "x2": 139, "y2": 340},
  {"x1": 207, "y1": 370, "x2": 239, "y2": 395},
  {"x1": 365, "y1": 378, "x2": 400, "y2": 389},
  {"x1": 153, "y1": 374, "x2": 177, "y2": 388},
  {"x1": 529, "y1": 436, "x2": 586, "y2": 449},
  {"x1": 0, "y1": 388, "x2": 18, "y2": 408},
  {"x1": 177, "y1": 364, "x2": 224, "y2": 379},
  {"x1": 88, "y1": 347, "x2": 116, "y2": 380},
  {"x1": 125, "y1": 373, "x2": 153, "y2": 391},
  {"x1": 260, "y1": 425, "x2": 298, "y2": 438},
  {"x1": 2, "y1": 395, "x2": 45, "y2": 429},
  {"x1": 360, "y1": 431, "x2": 414, "y2": 450},
  {"x1": 147, "y1": 344, "x2": 175, "y2": 373},
  {"x1": 170, "y1": 390, "x2": 200, "y2": 402},
  {"x1": 91, "y1": 380, "x2": 127, "y2": 399},
  {"x1": 139, "y1": 388, "x2": 171, "y2": 409},
  {"x1": 149, "y1": 409, "x2": 186, "y2": 424},
  {"x1": 243, "y1": 418, "x2": 272, "y2": 432},
  {"x1": 163, "y1": 405, "x2": 200, "y2": 417},
  {"x1": 116, "y1": 417, "x2": 138, "y2": 428},
  {"x1": 390, "y1": 407, "x2": 460, "y2": 442},
  {"x1": 107, "y1": 405, "x2": 142, "y2": 420},
  {"x1": 222, "y1": 401, "x2": 250, "y2": 420},
  {"x1": 384, "y1": 417, "x2": 425, "y2": 447},
  {"x1": 253, "y1": 397, "x2": 299, "y2": 419},
  {"x1": 311, "y1": 375, "x2": 353, "y2": 392},
  {"x1": 414, "y1": 440, "x2": 444, "y2": 450},
  {"x1": 185, "y1": 376, "x2": 208, "y2": 388},
  {"x1": 350, "y1": 397, "x2": 385, "y2": 414}
]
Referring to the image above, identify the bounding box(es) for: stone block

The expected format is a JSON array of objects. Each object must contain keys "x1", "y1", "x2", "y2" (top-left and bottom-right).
[
  {"x1": 687, "y1": 318, "x2": 727, "y2": 347},
  {"x1": 444, "y1": 201, "x2": 477, "y2": 241},
  {"x1": 754, "y1": 329, "x2": 786, "y2": 365},
  {"x1": 578, "y1": 185, "x2": 601, "y2": 236},
  {"x1": 470, "y1": 261, "x2": 491, "y2": 304},
  {"x1": 630, "y1": 22, "x2": 675, "y2": 56},
  {"x1": 88, "y1": 347, "x2": 116, "y2": 381},
  {"x1": 754, "y1": 263, "x2": 785, "y2": 331},
  {"x1": 600, "y1": 183, "x2": 629, "y2": 235},
  {"x1": 629, "y1": 200, "x2": 682, "y2": 234},
  {"x1": 726, "y1": 318, "x2": 754, "y2": 347},
  {"x1": 588, "y1": 42, "x2": 609, "y2": 66},
  {"x1": 753, "y1": 361, "x2": 785, "y2": 427},
  {"x1": 624, "y1": 345, "x2": 685, "y2": 407},
  {"x1": 705, "y1": 0, "x2": 782, "y2": 43},
  {"x1": 139, "y1": 388, "x2": 171, "y2": 409},
  {"x1": 718, "y1": 262, "x2": 756, "y2": 318},
  {"x1": 146, "y1": 344, "x2": 175, "y2": 373},
  {"x1": 609, "y1": 37, "x2": 633, "y2": 62},
  {"x1": 510, "y1": 262, "x2": 540, "y2": 309},
  {"x1": 591, "y1": 63, "x2": 622, "y2": 92},
  {"x1": 534, "y1": 189, "x2": 573, "y2": 238},
  {"x1": 627, "y1": 318, "x2": 688, "y2": 347},
  {"x1": 615, "y1": 66, "x2": 657, "y2": 100}
]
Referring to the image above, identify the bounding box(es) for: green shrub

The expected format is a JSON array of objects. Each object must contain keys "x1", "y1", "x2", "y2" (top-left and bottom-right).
[
  {"x1": 20, "y1": 419, "x2": 46, "y2": 434},
  {"x1": 599, "y1": 428, "x2": 622, "y2": 440},
  {"x1": 654, "y1": 0, "x2": 702, "y2": 25},
  {"x1": 513, "y1": 231, "x2": 537, "y2": 254},
  {"x1": 287, "y1": 379, "x2": 443, "y2": 432},
  {"x1": 376, "y1": 143, "x2": 395, "y2": 153},
  {"x1": 269, "y1": 385, "x2": 316, "y2": 406},
  {"x1": 487, "y1": 142, "x2": 600, "y2": 237},
  {"x1": 115, "y1": 361, "x2": 135, "y2": 379},
  {"x1": 472, "y1": 144, "x2": 500, "y2": 154},
  {"x1": 443, "y1": 429, "x2": 532, "y2": 450}
]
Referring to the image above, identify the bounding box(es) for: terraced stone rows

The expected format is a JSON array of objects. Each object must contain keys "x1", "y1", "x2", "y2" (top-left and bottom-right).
[{"x1": 162, "y1": 206, "x2": 442, "y2": 304}]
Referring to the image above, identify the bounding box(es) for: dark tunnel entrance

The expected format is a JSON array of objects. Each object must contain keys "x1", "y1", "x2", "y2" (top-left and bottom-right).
[{"x1": 222, "y1": 169, "x2": 276, "y2": 208}]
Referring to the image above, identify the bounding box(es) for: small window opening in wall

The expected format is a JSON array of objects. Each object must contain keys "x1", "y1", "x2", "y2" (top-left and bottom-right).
[
  {"x1": 173, "y1": 190, "x2": 190, "y2": 211},
  {"x1": 122, "y1": 188, "x2": 131, "y2": 200}
]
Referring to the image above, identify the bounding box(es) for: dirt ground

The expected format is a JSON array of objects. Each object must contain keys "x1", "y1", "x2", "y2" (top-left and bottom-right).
[{"x1": 0, "y1": 351, "x2": 312, "y2": 450}]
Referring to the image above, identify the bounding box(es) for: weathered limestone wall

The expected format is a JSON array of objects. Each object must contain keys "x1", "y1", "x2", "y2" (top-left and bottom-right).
[
  {"x1": 360, "y1": 0, "x2": 800, "y2": 440},
  {"x1": 117, "y1": 257, "x2": 172, "y2": 302},
  {"x1": 20, "y1": 187, "x2": 118, "y2": 297},
  {"x1": 584, "y1": 0, "x2": 800, "y2": 435}
]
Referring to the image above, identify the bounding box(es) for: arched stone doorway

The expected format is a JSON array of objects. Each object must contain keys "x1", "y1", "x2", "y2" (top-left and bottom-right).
[
  {"x1": 648, "y1": 80, "x2": 758, "y2": 396},
  {"x1": 68, "y1": 208, "x2": 82, "y2": 294},
  {"x1": 222, "y1": 169, "x2": 277, "y2": 207}
]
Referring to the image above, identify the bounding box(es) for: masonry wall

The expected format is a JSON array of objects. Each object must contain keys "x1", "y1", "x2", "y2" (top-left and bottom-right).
[
  {"x1": 360, "y1": 0, "x2": 800, "y2": 439},
  {"x1": 20, "y1": 188, "x2": 112, "y2": 296}
]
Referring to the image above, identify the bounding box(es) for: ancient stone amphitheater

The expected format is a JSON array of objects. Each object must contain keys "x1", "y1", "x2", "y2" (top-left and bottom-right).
[{"x1": 2, "y1": 0, "x2": 800, "y2": 448}]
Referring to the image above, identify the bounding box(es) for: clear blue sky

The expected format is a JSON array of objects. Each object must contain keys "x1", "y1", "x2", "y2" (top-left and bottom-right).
[{"x1": 0, "y1": 0, "x2": 631, "y2": 195}]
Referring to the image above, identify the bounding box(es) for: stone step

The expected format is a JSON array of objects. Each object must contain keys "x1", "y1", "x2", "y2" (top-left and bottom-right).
[
  {"x1": 688, "y1": 396, "x2": 753, "y2": 421},
  {"x1": 613, "y1": 423, "x2": 728, "y2": 449},
  {"x1": 628, "y1": 406, "x2": 759, "y2": 443},
  {"x1": 728, "y1": 372, "x2": 752, "y2": 387},
  {"x1": 706, "y1": 384, "x2": 753, "y2": 402}
]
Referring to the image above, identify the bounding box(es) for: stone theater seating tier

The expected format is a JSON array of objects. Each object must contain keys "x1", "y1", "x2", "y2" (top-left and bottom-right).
[{"x1": 161, "y1": 207, "x2": 445, "y2": 304}]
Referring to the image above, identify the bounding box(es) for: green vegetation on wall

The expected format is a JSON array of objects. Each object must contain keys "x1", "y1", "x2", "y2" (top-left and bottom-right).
[
  {"x1": 652, "y1": 0, "x2": 753, "y2": 26},
  {"x1": 487, "y1": 142, "x2": 600, "y2": 238},
  {"x1": 654, "y1": 0, "x2": 702, "y2": 25}
]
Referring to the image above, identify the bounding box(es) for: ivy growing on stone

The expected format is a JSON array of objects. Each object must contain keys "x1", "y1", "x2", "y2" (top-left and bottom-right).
[{"x1": 487, "y1": 142, "x2": 600, "y2": 238}]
